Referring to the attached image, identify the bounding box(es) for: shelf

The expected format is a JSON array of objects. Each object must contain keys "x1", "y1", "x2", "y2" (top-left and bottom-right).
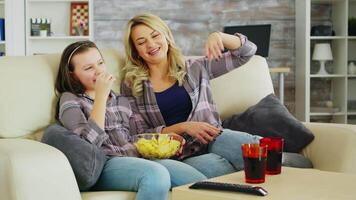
[
  {"x1": 0, "y1": 1, "x2": 4, "y2": 5},
  {"x1": 297, "y1": 0, "x2": 353, "y2": 124},
  {"x1": 0, "y1": 41, "x2": 5, "y2": 45},
  {"x1": 310, "y1": 112, "x2": 345, "y2": 116},
  {"x1": 347, "y1": 112, "x2": 356, "y2": 115},
  {"x1": 26, "y1": 0, "x2": 92, "y2": 55},
  {"x1": 29, "y1": 36, "x2": 90, "y2": 40},
  {"x1": 310, "y1": 74, "x2": 346, "y2": 78},
  {"x1": 310, "y1": 36, "x2": 347, "y2": 40}
]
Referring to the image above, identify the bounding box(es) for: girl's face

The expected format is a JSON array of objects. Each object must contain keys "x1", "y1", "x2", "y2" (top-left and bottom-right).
[
  {"x1": 131, "y1": 24, "x2": 169, "y2": 66},
  {"x1": 71, "y1": 48, "x2": 106, "y2": 92}
]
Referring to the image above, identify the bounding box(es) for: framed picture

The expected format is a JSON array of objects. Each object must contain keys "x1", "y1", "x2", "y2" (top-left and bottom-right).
[{"x1": 70, "y1": 2, "x2": 89, "y2": 36}]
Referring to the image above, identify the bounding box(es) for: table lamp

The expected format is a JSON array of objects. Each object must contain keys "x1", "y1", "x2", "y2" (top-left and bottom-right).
[{"x1": 312, "y1": 43, "x2": 333, "y2": 75}]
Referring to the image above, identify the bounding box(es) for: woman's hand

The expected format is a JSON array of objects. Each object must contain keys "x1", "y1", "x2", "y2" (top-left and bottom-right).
[
  {"x1": 95, "y1": 72, "x2": 115, "y2": 99},
  {"x1": 204, "y1": 32, "x2": 243, "y2": 61},
  {"x1": 205, "y1": 32, "x2": 224, "y2": 61},
  {"x1": 182, "y1": 122, "x2": 221, "y2": 144}
]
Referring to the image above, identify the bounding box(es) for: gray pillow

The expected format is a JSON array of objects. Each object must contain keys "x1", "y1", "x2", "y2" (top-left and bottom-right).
[
  {"x1": 282, "y1": 152, "x2": 313, "y2": 168},
  {"x1": 41, "y1": 124, "x2": 107, "y2": 191},
  {"x1": 222, "y1": 94, "x2": 315, "y2": 153}
]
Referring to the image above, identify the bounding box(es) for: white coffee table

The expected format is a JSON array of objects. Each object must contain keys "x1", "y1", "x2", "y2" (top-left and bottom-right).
[{"x1": 172, "y1": 167, "x2": 356, "y2": 200}]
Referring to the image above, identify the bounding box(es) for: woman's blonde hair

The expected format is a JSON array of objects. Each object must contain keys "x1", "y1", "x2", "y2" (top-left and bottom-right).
[{"x1": 121, "y1": 13, "x2": 186, "y2": 97}]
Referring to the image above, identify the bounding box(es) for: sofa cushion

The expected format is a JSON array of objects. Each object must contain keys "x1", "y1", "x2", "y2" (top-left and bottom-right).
[
  {"x1": 81, "y1": 191, "x2": 136, "y2": 200},
  {"x1": 42, "y1": 124, "x2": 108, "y2": 191},
  {"x1": 210, "y1": 55, "x2": 274, "y2": 120},
  {"x1": 0, "y1": 54, "x2": 60, "y2": 138},
  {"x1": 222, "y1": 93, "x2": 315, "y2": 153},
  {"x1": 0, "y1": 50, "x2": 123, "y2": 139}
]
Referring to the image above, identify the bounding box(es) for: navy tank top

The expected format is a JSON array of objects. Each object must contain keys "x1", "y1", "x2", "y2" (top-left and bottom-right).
[{"x1": 155, "y1": 82, "x2": 192, "y2": 126}]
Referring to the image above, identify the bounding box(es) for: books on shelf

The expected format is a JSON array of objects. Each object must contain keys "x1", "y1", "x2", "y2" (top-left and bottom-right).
[{"x1": 0, "y1": 18, "x2": 4, "y2": 41}]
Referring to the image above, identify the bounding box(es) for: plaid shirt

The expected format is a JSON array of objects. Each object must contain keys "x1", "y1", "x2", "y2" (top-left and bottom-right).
[
  {"x1": 121, "y1": 34, "x2": 257, "y2": 159},
  {"x1": 58, "y1": 92, "x2": 139, "y2": 157}
]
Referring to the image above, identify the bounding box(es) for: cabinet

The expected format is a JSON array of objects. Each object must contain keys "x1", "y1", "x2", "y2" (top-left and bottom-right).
[
  {"x1": 296, "y1": 0, "x2": 356, "y2": 124},
  {"x1": 25, "y1": 0, "x2": 93, "y2": 55}
]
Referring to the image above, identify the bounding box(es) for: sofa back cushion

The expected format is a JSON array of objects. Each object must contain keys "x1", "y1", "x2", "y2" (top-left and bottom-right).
[
  {"x1": 0, "y1": 53, "x2": 272, "y2": 138},
  {"x1": 211, "y1": 55, "x2": 274, "y2": 120},
  {"x1": 0, "y1": 49, "x2": 123, "y2": 138}
]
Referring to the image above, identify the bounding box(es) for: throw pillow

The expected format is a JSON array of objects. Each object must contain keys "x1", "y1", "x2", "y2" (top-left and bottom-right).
[
  {"x1": 41, "y1": 124, "x2": 108, "y2": 191},
  {"x1": 282, "y1": 152, "x2": 313, "y2": 168},
  {"x1": 222, "y1": 93, "x2": 314, "y2": 153}
]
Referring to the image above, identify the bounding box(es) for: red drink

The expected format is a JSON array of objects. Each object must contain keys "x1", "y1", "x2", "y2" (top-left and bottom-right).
[
  {"x1": 260, "y1": 137, "x2": 284, "y2": 175},
  {"x1": 241, "y1": 144, "x2": 267, "y2": 183}
]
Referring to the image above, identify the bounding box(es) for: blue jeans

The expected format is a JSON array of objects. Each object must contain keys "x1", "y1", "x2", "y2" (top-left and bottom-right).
[
  {"x1": 92, "y1": 157, "x2": 206, "y2": 200},
  {"x1": 183, "y1": 129, "x2": 260, "y2": 178},
  {"x1": 153, "y1": 159, "x2": 207, "y2": 187}
]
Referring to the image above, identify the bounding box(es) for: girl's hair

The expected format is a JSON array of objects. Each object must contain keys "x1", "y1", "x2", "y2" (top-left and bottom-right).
[
  {"x1": 55, "y1": 40, "x2": 101, "y2": 95},
  {"x1": 55, "y1": 40, "x2": 102, "y2": 119},
  {"x1": 121, "y1": 13, "x2": 186, "y2": 97}
]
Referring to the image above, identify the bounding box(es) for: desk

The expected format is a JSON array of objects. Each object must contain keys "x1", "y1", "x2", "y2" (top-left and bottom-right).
[{"x1": 269, "y1": 67, "x2": 290, "y2": 104}]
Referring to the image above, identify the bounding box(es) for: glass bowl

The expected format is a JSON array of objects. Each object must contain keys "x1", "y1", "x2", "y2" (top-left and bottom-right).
[{"x1": 133, "y1": 133, "x2": 183, "y2": 159}]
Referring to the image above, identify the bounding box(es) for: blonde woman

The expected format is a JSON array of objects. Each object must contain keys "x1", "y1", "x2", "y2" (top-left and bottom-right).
[{"x1": 121, "y1": 13, "x2": 260, "y2": 178}]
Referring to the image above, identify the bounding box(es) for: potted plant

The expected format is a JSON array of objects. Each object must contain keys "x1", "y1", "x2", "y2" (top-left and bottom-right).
[{"x1": 349, "y1": 17, "x2": 356, "y2": 36}]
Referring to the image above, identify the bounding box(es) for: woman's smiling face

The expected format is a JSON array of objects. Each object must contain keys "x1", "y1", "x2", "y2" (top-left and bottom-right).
[{"x1": 130, "y1": 24, "x2": 169, "y2": 66}]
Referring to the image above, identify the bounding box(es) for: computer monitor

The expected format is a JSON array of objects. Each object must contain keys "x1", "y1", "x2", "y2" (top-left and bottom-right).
[{"x1": 223, "y1": 24, "x2": 271, "y2": 57}]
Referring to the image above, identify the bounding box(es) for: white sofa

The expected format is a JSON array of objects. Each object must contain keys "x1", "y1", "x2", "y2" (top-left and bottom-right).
[{"x1": 1, "y1": 50, "x2": 356, "y2": 200}]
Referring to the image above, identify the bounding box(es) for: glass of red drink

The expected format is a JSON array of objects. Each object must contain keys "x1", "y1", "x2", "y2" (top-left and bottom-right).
[
  {"x1": 241, "y1": 143, "x2": 267, "y2": 183},
  {"x1": 260, "y1": 137, "x2": 284, "y2": 175}
]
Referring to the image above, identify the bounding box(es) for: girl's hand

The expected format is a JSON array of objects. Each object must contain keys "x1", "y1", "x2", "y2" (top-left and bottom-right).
[
  {"x1": 182, "y1": 122, "x2": 221, "y2": 144},
  {"x1": 95, "y1": 72, "x2": 115, "y2": 99},
  {"x1": 205, "y1": 32, "x2": 224, "y2": 61}
]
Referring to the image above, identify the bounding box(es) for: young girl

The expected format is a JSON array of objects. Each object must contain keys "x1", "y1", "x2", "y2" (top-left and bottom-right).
[
  {"x1": 121, "y1": 13, "x2": 260, "y2": 178},
  {"x1": 55, "y1": 41, "x2": 206, "y2": 200}
]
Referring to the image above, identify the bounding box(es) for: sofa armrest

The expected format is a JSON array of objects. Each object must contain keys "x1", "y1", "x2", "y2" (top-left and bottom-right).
[
  {"x1": 0, "y1": 139, "x2": 82, "y2": 200},
  {"x1": 302, "y1": 122, "x2": 356, "y2": 174}
]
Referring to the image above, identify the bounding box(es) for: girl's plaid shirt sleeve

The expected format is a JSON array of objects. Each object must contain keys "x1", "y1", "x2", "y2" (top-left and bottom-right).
[{"x1": 59, "y1": 92, "x2": 139, "y2": 157}]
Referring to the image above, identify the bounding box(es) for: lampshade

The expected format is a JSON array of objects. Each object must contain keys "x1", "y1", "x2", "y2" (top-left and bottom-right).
[{"x1": 312, "y1": 43, "x2": 333, "y2": 61}]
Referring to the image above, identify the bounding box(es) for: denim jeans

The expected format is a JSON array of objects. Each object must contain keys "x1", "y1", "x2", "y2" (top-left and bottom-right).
[
  {"x1": 153, "y1": 159, "x2": 207, "y2": 187},
  {"x1": 183, "y1": 129, "x2": 260, "y2": 178},
  {"x1": 92, "y1": 157, "x2": 206, "y2": 200}
]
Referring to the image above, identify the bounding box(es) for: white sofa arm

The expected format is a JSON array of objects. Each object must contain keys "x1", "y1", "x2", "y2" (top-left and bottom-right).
[
  {"x1": 302, "y1": 122, "x2": 356, "y2": 174},
  {"x1": 0, "y1": 139, "x2": 82, "y2": 200}
]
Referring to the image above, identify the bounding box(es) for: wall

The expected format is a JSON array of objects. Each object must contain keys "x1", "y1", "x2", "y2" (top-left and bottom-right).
[{"x1": 93, "y1": 0, "x2": 296, "y2": 113}]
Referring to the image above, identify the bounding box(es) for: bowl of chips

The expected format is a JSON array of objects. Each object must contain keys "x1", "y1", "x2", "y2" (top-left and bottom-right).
[{"x1": 133, "y1": 133, "x2": 183, "y2": 159}]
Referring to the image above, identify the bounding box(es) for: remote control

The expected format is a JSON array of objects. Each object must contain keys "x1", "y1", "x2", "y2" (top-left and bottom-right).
[{"x1": 189, "y1": 181, "x2": 268, "y2": 196}]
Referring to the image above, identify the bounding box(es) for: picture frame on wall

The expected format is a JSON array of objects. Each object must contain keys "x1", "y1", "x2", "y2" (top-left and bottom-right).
[{"x1": 70, "y1": 2, "x2": 89, "y2": 36}]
